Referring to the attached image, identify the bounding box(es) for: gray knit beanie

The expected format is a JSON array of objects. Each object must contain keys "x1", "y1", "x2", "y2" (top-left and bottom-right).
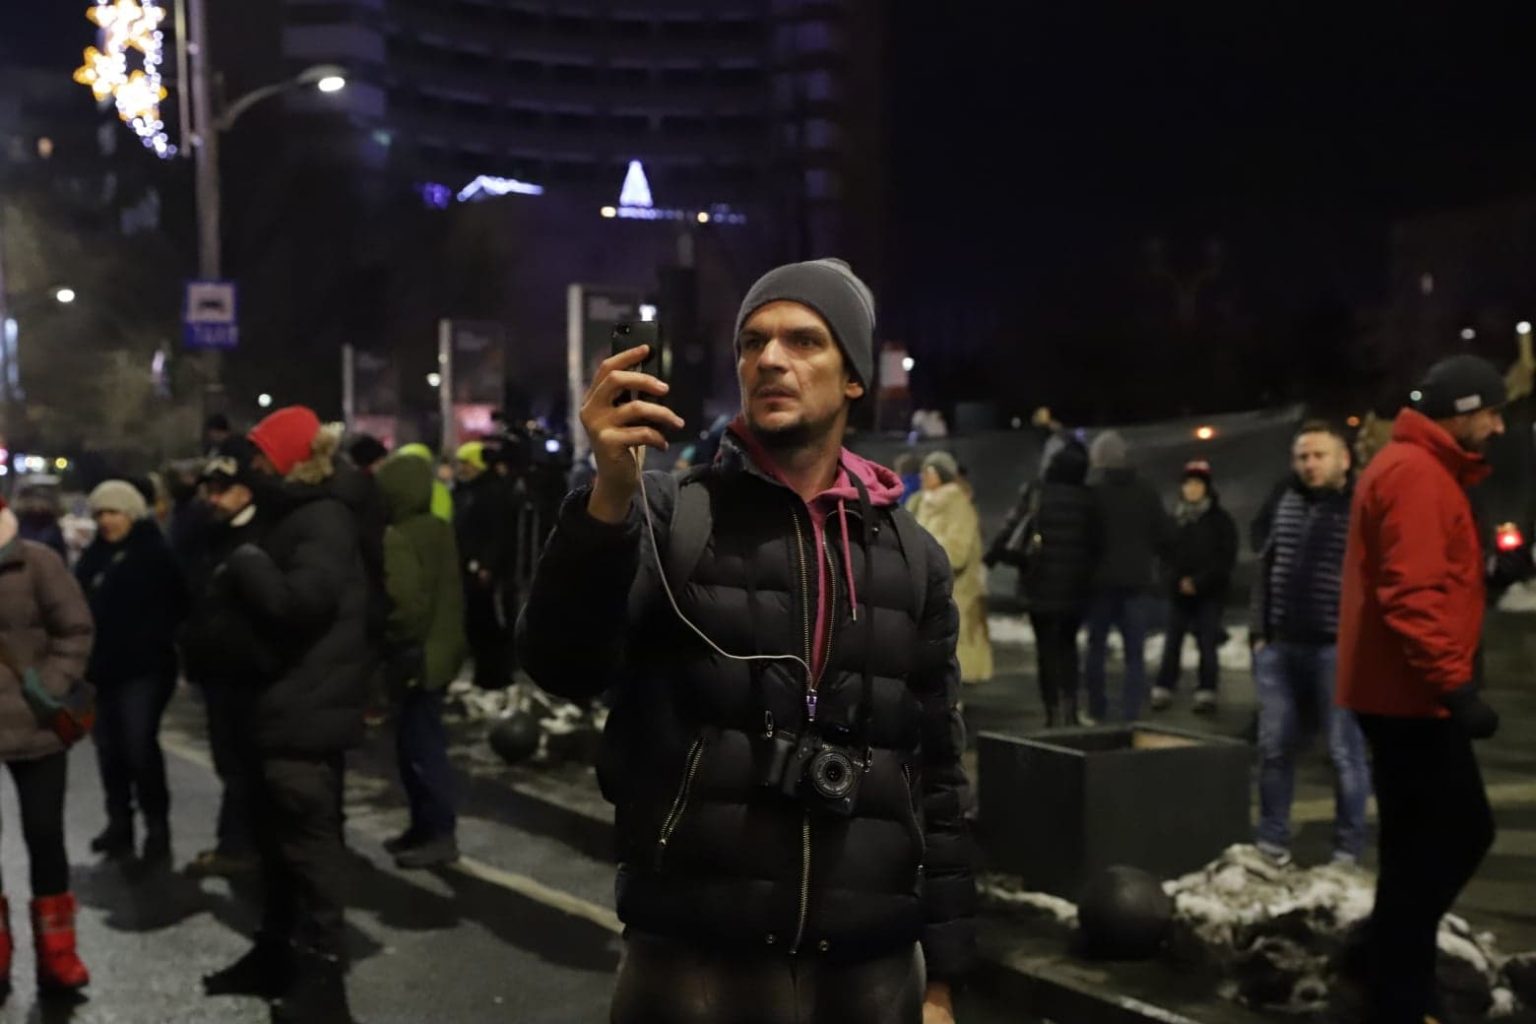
[
  {"x1": 89, "y1": 480, "x2": 148, "y2": 521},
  {"x1": 922, "y1": 451, "x2": 960, "y2": 484},
  {"x1": 734, "y1": 258, "x2": 876, "y2": 386},
  {"x1": 1089, "y1": 430, "x2": 1128, "y2": 470}
]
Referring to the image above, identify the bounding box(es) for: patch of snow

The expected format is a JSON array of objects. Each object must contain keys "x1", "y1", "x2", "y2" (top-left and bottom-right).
[{"x1": 987, "y1": 615, "x2": 1255, "y2": 671}]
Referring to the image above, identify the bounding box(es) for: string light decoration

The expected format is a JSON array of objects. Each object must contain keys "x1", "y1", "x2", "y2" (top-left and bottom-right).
[{"x1": 72, "y1": 0, "x2": 175, "y2": 157}]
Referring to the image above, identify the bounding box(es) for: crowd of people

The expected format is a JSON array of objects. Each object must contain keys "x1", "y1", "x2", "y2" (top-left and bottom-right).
[
  {"x1": 0, "y1": 254, "x2": 1510, "y2": 1024},
  {"x1": 0, "y1": 406, "x2": 552, "y2": 1021}
]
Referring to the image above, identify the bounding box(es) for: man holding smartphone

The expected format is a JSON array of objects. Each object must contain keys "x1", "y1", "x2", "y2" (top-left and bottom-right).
[{"x1": 519, "y1": 259, "x2": 974, "y2": 1023}]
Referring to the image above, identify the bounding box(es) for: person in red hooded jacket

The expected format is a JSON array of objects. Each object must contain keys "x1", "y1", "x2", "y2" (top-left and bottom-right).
[{"x1": 1336, "y1": 354, "x2": 1506, "y2": 1024}]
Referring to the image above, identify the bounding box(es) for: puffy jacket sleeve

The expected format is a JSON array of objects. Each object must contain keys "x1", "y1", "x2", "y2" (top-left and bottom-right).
[
  {"x1": 910, "y1": 528, "x2": 978, "y2": 982},
  {"x1": 1197, "y1": 508, "x2": 1239, "y2": 594},
  {"x1": 30, "y1": 547, "x2": 94, "y2": 699},
  {"x1": 515, "y1": 474, "x2": 673, "y2": 702},
  {"x1": 384, "y1": 524, "x2": 431, "y2": 645},
  {"x1": 1372, "y1": 464, "x2": 1470, "y2": 694},
  {"x1": 227, "y1": 503, "x2": 353, "y2": 630}
]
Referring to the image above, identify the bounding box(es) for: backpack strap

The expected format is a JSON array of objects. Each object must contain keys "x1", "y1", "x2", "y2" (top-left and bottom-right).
[
  {"x1": 888, "y1": 505, "x2": 930, "y2": 625},
  {"x1": 663, "y1": 467, "x2": 713, "y2": 593}
]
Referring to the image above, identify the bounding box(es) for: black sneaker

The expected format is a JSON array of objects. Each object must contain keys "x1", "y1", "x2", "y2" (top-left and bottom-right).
[
  {"x1": 90, "y1": 822, "x2": 134, "y2": 860},
  {"x1": 271, "y1": 947, "x2": 354, "y2": 1024},
  {"x1": 142, "y1": 824, "x2": 172, "y2": 866},
  {"x1": 393, "y1": 835, "x2": 459, "y2": 870},
  {"x1": 382, "y1": 829, "x2": 424, "y2": 855},
  {"x1": 184, "y1": 848, "x2": 259, "y2": 879},
  {"x1": 203, "y1": 938, "x2": 292, "y2": 999}
]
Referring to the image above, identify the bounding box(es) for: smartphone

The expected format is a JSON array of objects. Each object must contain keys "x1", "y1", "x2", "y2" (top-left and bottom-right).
[{"x1": 611, "y1": 320, "x2": 663, "y2": 405}]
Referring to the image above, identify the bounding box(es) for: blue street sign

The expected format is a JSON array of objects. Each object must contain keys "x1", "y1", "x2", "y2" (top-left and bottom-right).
[{"x1": 183, "y1": 279, "x2": 239, "y2": 351}]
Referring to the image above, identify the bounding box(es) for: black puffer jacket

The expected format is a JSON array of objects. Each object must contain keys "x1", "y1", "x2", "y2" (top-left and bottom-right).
[
  {"x1": 517, "y1": 432, "x2": 976, "y2": 981},
  {"x1": 225, "y1": 478, "x2": 371, "y2": 754},
  {"x1": 75, "y1": 519, "x2": 188, "y2": 686},
  {"x1": 181, "y1": 507, "x2": 284, "y2": 686},
  {"x1": 1092, "y1": 468, "x2": 1173, "y2": 591},
  {"x1": 989, "y1": 442, "x2": 1102, "y2": 613},
  {"x1": 1167, "y1": 496, "x2": 1239, "y2": 599},
  {"x1": 328, "y1": 460, "x2": 390, "y2": 646},
  {"x1": 454, "y1": 471, "x2": 519, "y2": 579}
]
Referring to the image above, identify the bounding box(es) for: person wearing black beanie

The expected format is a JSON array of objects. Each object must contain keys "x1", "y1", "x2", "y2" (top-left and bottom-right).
[{"x1": 1336, "y1": 353, "x2": 1505, "y2": 1021}]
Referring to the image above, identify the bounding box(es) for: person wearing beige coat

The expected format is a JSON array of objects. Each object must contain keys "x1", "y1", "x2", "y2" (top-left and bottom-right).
[{"x1": 908, "y1": 452, "x2": 994, "y2": 683}]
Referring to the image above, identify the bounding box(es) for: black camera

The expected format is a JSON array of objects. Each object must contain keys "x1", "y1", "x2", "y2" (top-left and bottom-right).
[{"x1": 754, "y1": 729, "x2": 868, "y2": 817}]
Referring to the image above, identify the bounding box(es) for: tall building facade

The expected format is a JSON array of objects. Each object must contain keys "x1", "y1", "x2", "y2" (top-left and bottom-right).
[{"x1": 269, "y1": 0, "x2": 882, "y2": 263}]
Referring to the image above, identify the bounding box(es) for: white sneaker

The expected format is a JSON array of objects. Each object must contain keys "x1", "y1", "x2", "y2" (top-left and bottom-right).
[
  {"x1": 1075, "y1": 709, "x2": 1098, "y2": 727},
  {"x1": 1193, "y1": 690, "x2": 1217, "y2": 714},
  {"x1": 1149, "y1": 687, "x2": 1173, "y2": 711},
  {"x1": 1257, "y1": 843, "x2": 1294, "y2": 868}
]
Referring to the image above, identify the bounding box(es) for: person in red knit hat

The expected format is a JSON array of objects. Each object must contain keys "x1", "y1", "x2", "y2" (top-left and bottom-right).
[{"x1": 201, "y1": 405, "x2": 370, "y2": 1023}]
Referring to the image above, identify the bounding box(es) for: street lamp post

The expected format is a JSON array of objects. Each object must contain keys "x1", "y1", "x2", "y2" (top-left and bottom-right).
[{"x1": 182, "y1": 0, "x2": 344, "y2": 406}]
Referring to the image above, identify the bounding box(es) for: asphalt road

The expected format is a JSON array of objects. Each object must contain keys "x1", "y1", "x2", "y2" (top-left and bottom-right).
[{"x1": 0, "y1": 695, "x2": 1028, "y2": 1024}]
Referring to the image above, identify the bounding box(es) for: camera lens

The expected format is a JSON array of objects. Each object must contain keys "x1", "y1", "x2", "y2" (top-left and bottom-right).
[{"x1": 809, "y1": 749, "x2": 856, "y2": 800}]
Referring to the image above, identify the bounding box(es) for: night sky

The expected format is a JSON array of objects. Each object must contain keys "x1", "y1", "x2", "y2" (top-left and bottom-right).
[
  {"x1": 14, "y1": 5, "x2": 1536, "y2": 405},
  {"x1": 888, "y1": 6, "x2": 1536, "y2": 312}
]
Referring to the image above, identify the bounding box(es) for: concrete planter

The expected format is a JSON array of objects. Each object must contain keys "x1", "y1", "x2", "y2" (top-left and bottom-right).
[{"x1": 977, "y1": 726, "x2": 1251, "y2": 899}]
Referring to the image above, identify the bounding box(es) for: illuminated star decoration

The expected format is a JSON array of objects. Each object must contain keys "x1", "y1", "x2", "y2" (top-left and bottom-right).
[{"x1": 72, "y1": 0, "x2": 175, "y2": 157}]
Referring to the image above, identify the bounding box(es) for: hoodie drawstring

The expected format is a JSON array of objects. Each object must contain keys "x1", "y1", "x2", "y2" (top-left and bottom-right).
[{"x1": 838, "y1": 498, "x2": 859, "y2": 623}]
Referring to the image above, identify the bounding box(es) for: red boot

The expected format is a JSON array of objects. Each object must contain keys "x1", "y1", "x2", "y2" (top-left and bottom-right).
[{"x1": 31, "y1": 894, "x2": 88, "y2": 992}]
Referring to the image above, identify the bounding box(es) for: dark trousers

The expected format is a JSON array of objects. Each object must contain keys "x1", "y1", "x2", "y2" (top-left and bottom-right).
[
  {"x1": 255, "y1": 754, "x2": 348, "y2": 958},
  {"x1": 611, "y1": 933, "x2": 925, "y2": 1024},
  {"x1": 396, "y1": 689, "x2": 456, "y2": 839},
  {"x1": 0, "y1": 753, "x2": 69, "y2": 896},
  {"x1": 1084, "y1": 588, "x2": 1153, "y2": 721},
  {"x1": 465, "y1": 577, "x2": 511, "y2": 690},
  {"x1": 1357, "y1": 715, "x2": 1495, "y2": 1023},
  {"x1": 93, "y1": 673, "x2": 175, "y2": 827},
  {"x1": 202, "y1": 680, "x2": 260, "y2": 856},
  {"x1": 1029, "y1": 612, "x2": 1082, "y2": 717},
  {"x1": 1156, "y1": 595, "x2": 1223, "y2": 693}
]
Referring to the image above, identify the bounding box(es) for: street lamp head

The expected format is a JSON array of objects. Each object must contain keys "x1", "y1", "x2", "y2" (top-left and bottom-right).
[
  {"x1": 317, "y1": 75, "x2": 346, "y2": 94},
  {"x1": 296, "y1": 64, "x2": 347, "y2": 87},
  {"x1": 54, "y1": 288, "x2": 76, "y2": 305}
]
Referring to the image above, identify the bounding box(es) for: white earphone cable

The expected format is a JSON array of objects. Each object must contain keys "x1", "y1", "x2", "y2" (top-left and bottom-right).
[{"x1": 632, "y1": 447, "x2": 812, "y2": 685}]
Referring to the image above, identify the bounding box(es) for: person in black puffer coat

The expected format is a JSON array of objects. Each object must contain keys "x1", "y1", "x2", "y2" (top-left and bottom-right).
[
  {"x1": 1084, "y1": 431, "x2": 1173, "y2": 723},
  {"x1": 1151, "y1": 460, "x2": 1238, "y2": 714},
  {"x1": 987, "y1": 440, "x2": 1101, "y2": 726},
  {"x1": 200, "y1": 407, "x2": 368, "y2": 1024},
  {"x1": 76, "y1": 480, "x2": 189, "y2": 865},
  {"x1": 519, "y1": 260, "x2": 975, "y2": 1024},
  {"x1": 180, "y1": 437, "x2": 280, "y2": 879}
]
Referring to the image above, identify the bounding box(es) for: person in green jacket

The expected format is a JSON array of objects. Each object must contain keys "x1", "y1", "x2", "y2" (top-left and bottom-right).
[
  {"x1": 376, "y1": 453, "x2": 467, "y2": 869},
  {"x1": 395, "y1": 443, "x2": 454, "y2": 523}
]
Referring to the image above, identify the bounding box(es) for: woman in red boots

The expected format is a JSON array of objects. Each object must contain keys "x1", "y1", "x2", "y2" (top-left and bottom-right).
[{"x1": 0, "y1": 495, "x2": 95, "y2": 994}]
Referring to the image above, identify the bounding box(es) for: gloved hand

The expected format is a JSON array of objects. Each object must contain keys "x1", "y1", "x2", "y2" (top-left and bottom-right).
[{"x1": 1442, "y1": 684, "x2": 1500, "y2": 740}]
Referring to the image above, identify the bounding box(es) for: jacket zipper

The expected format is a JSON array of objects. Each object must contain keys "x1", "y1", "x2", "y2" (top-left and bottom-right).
[
  {"x1": 654, "y1": 738, "x2": 704, "y2": 869},
  {"x1": 788, "y1": 504, "x2": 817, "y2": 955},
  {"x1": 786, "y1": 503, "x2": 853, "y2": 954}
]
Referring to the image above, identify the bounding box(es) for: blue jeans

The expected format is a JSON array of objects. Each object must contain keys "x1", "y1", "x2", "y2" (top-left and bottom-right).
[
  {"x1": 1254, "y1": 642, "x2": 1371, "y2": 860},
  {"x1": 93, "y1": 672, "x2": 176, "y2": 826},
  {"x1": 396, "y1": 689, "x2": 456, "y2": 839},
  {"x1": 1084, "y1": 589, "x2": 1153, "y2": 721}
]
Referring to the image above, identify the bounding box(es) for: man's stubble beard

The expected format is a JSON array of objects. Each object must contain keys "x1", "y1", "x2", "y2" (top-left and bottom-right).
[{"x1": 747, "y1": 409, "x2": 840, "y2": 456}]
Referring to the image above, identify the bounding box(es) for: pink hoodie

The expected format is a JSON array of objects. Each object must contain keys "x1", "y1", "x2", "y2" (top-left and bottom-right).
[{"x1": 725, "y1": 419, "x2": 906, "y2": 694}]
